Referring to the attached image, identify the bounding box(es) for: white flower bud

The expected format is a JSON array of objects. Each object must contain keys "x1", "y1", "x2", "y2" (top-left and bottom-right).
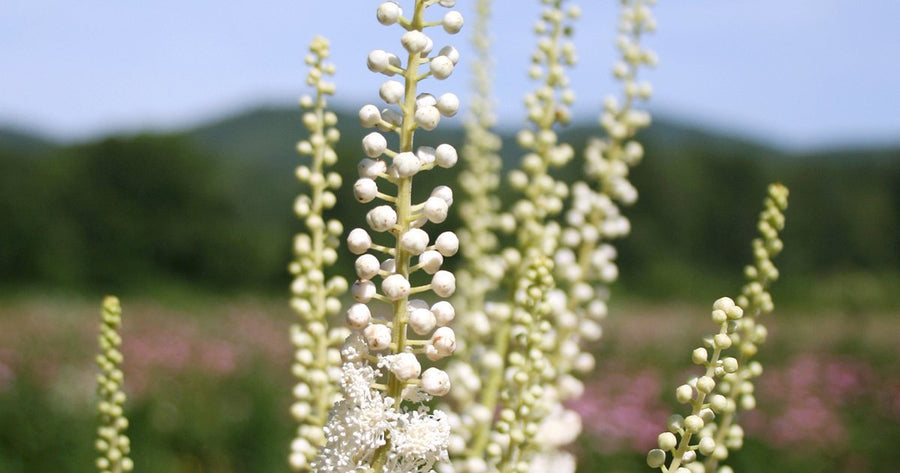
[
  {"x1": 385, "y1": 352, "x2": 421, "y2": 382},
  {"x1": 359, "y1": 104, "x2": 382, "y2": 127},
  {"x1": 380, "y1": 258, "x2": 396, "y2": 273},
  {"x1": 430, "y1": 185, "x2": 453, "y2": 206},
  {"x1": 347, "y1": 228, "x2": 372, "y2": 255},
  {"x1": 436, "y1": 93, "x2": 460, "y2": 117},
  {"x1": 401, "y1": 30, "x2": 428, "y2": 54},
  {"x1": 367, "y1": 205, "x2": 398, "y2": 232},
  {"x1": 382, "y1": 274, "x2": 411, "y2": 300},
  {"x1": 362, "y1": 132, "x2": 387, "y2": 158},
  {"x1": 355, "y1": 254, "x2": 380, "y2": 280},
  {"x1": 696, "y1": 375, "x2": 716, "y2": 394},
  {"x1": 431, "y1": 326, "x2": 456, "y2": 356},
  {"x1": 400, "y1": 228, "x2": 430, "y2": 255},
  {"x1": 438, "y1": 45, "x2": 460, "y2": 65},
  {"x1": 423, "y1": 196, "x2": 449, "y2": 223},
  {"x1": 416, "y1": 92, "x2": 437, "y2": 108},
  {"x1": 358, "y1": 158, "x2": 387, "y2": 178},
  {"x1": 409, "y1": 308, "x2": 436, "y2": 335},
  {"x1": 442, "y1": 11, "x2": 464, "y2": 34},
  {"x1": 438, "y1": 0, "x2": 456, "y2": 6},
  {"x1": 431, "y1": 300, "x2": 455, "y2": 326},
  {"x1": 676, "y1": 384, "x2": 694, "y2": 404},
  {"x1": 431, "y1": 270, "x2": 456, "y2": 297},
  {"x1": 713, "y1": 296, "x2": 736, "y2": 312},
  {"x1": 376, "y1": 2, "x2": 402, "y2": 25},
  {"x1": 434, "y1": 231, "x2": 459, "y2": 256},
  {"x1": 698, "y1": 436, "x2": 716, "y2": 456},
  {"x1": 684, "y1": 415, "x2": 704, "y2": 433},
  {"x1": 419, "y1": 250, "x2": 444, "y2": 274},
  {"x1": 435, "y1": 144, "x2": 458, "y2": 168},
  {"x1": 658, "y1": 432, "x2": 677, "y2": 451},
  {"x1": 714, "y1": 333, "x2": 733, "y2": 350},
  {"x1": 415, "y1": 105, "x2": 441, "y2": 130},
  {"x1": 430, "y1": 55, "x2": 454, "y2": 79},
  {"x1": 364, "y1": 324, "x2": 391, "y2": 351},
  {"x1": 380, "y1": 108, "x2": 402, "y2": 127},
  {"x1": 367, "y1": 49, "x2": 391, "y2": 73},
  {"x1": 354, "y1": 178, "x2": 378, "y2": 203},
  {"x1": 692, "y1": 347, "x2": 708, "y2": 365},
  {"x1": 392, "y1": 151, "x2": 421, "y2": 177},
  {"x1": 346, "y1": 303, "x2": 371, "y2": 329},
  {"x1": 351, "y1": 279, "x2": 376, "y2": 302},
  {"x1": 380, "y1": 80, "x2": 405, "y2": 104},
  {"x1": 421, "y1": 367, "x2": 451, "y2": 396}
]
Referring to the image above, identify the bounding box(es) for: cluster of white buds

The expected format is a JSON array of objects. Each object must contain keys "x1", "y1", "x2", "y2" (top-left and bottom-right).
[
  {"x1": 288, "y1": 36, "x2": 351, "y2": 472},
  {"x1": 546, "y1": 0, "x2": 658, "y2": 417},
  {"x1": 454, "y1": 2, "x2": 585, "y2": 471},
  {"x1": 649, "y1": 184, "x2": 789, "y2": 473},
  {"x1": 487, "y1": 254, "x2": 557, "y2": 472},
  {"x1": 316, "y1": 2, "x2": 462, "y2": 472},
  {"x1": 702, "y1": 183, "x2": 789, "y2": 473},
  {"x1": 647, "y1": 297, "x2": 745, "y2": 473},
  {"x1": 453, "y1": 0, "x2": 505, "y2": 348},
  {"x1": 95, "y1": 296, "x2": 133, "y2": 473}
]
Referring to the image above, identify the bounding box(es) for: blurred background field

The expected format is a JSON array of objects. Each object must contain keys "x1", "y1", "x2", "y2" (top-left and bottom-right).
[
  {"x1": 0, "y1": 105, "x2": 898, "y2": 472},
  {"x1": 1, "y1": 293, "x2": 898, "y2": 473}
]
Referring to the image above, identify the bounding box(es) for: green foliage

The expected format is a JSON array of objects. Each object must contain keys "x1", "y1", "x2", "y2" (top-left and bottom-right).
[{"x1": 1, "y1": 112, "x2": 897, "y2": 308}]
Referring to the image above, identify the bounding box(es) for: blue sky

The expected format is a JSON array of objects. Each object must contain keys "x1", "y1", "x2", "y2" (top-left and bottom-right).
[{"x1": 2, "y1": 1, "x2": 899, "y2": 149}]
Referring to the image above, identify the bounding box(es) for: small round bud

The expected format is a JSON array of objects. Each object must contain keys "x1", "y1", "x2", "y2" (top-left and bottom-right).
[
  {"x1": 367, "y1": 49, "x2": 391, "y2": 73},
  {"x1": 430, "y1": 185, "x2": 453, "y2": 206},
  {"x1": 435, "y1": 144, "x2": 458, "y2": 168},
  {"x1": 347, "y1": 228, "x2": 372, "y2": 254},
  {"x1": 419, "y1": 250, "x2": 444, "y2": 274},
  {"x1": 436, "y1": 93, "x2": 460, "y2": 117},
  {"x1": 351, "y1": 279, "x2": 376, "y2": 302},
  {"x1": 658, "y1": 432, "x2": 677, "y2": 451},
  {"x1": 359, "y1": 105, "x2": 382, "y2": 128},
  {"x1": 692, "y1": 347, "x2": 708, "y2": 365},
  {"x1": 400, "y1": 228, "x2": 430, "y2": 255},
  {"x1": 676, "y1": 384, "x2": 694, "y2": 404},
  {"x1": 434, "y1": 231, "x2": 459, "y2": 256},
  {"x1": 409, "y1": 308, "x2": 436, "y2": 335},
  {"x1": 698, "y1": 436, "x2": 716, "y2": 456},
  {"x1": 421, "y1": 367, "x2": 451, "y2": 396},
  {"x1": 713, "y1": 297, "x2": 736, "y2": 312},
  {"x1": 438, "y1": 45, "x2": 460, "y2": 65},
  {"x1": 354, "y1": 178, "x2": 378, "y2": 203},
  {"x1": 382, "y1": 274, "x2": 411, "y2": 300},
  {"x1": 346, "y1": 303, "x2": 372, "y2": 329},
  {"x1": 364, "y1": 324, "x2": 391, "y2": 351},
  {"x1": 362, "y1": 132, "x2": 387, "y2": 158},
  {"x1": 380, "y1": 80, "x2": 405, "y2": 104},
  {"x1": 376, "y1": 2, "x2": 402, "y2": 25},
  {"x1": 430, "y1": 326, "x2": 456, "y2": 356},
  {"x1": 393, "y1": 151, "x2": 421, "y2": 177},
  {"x1": 367, "y1": 205, "x2": 398, "y2": 232},
  {"x1": 713, "y1": 333, "x2": 733, "y2": 350},
  {"x1": 431, "y1": 301, "x2": 455, "y2": 326},
  {"x1": 415, "y1": 105, "x2": 441, "y2": 131},
  {"x1": 442, "y1": 11, "x2": 464, "y2": 34},
  {"x1": 358, "y1": 158, "x2": 387, "y2": 179},
  {"x1": 430, "y1": 55, "x2": 454, "y2": 79},
  {"x1": 386, "y1": 352, "x2": 421, "y2": 382},
  {"x1": 696, "y1": 376, "x2": 716, "y2": 394},
  {"x1": 647, "y1": 449, "x2": 666, "y2": 468},
  {"x1": 684, "y1": 414, "x2": 704, "y2": 433},
  {"x1": 431, "y1": 270, "x2": 456, "y2": 297},
  {"x1": 709, "y1": 394, "x2": 728, "y2": 412},
  {"x1": 355, "y1": 254, "x2": 381, "y2": 280},
  {"x1": 401, "y1": 30, "x2": 429, "y2": 54},
  {"x1": 423, "y1": 196, "x2": 449, "y2": 223}
]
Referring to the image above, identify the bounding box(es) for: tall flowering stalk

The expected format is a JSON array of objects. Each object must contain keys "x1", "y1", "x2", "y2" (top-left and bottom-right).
[
  {"x1": 703, "y1": 183, "x2": 790, "y2": 473},
  {"x1": 314, "y1": 1, "x2": 463, "y2": 472},
  {"x1": 531, "y1": 0, "x2": 659, "y2": 468},
  {"x1": 454, "y1": 1, "x2": 583, "y2": 470},
  {"x1": 288, "y1": 36, "x2": 350, "y2": 472},
  {"x1": 94, "y1": 296, "x2": 133, "y2": 473},
  {"x1": 647, "y1": 184, "x2": 789, "y2": 473}
]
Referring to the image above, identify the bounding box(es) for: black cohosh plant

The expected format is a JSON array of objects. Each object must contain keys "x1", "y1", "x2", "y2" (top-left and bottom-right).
[{"x1": 94, "y1": 1, "x2": 791, "y2": 473}]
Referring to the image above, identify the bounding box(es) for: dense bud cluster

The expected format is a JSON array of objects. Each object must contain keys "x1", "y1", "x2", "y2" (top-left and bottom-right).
[
  {"x1": 315, "y1": 2, "x2": 463, "y2": 472},
  {"x1": 649, "y1": 185, "x2": 789, "y2": 473},
  {"x1": 95, "y1": 296, "x2": 133, "y2": 473},
  {"x1": 289, "y1": 36, "x2": 350, "y2": 472}
]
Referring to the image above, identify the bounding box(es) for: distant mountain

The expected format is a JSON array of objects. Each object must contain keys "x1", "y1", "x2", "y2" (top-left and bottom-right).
[{"x1": 0, "y1": 126, "x2": 56, "y2": 155}]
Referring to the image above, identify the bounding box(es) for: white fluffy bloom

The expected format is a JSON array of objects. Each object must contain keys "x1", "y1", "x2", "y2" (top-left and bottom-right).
[{"x1": 384, "y1": 409, "x2": 451, "y2": 473}]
